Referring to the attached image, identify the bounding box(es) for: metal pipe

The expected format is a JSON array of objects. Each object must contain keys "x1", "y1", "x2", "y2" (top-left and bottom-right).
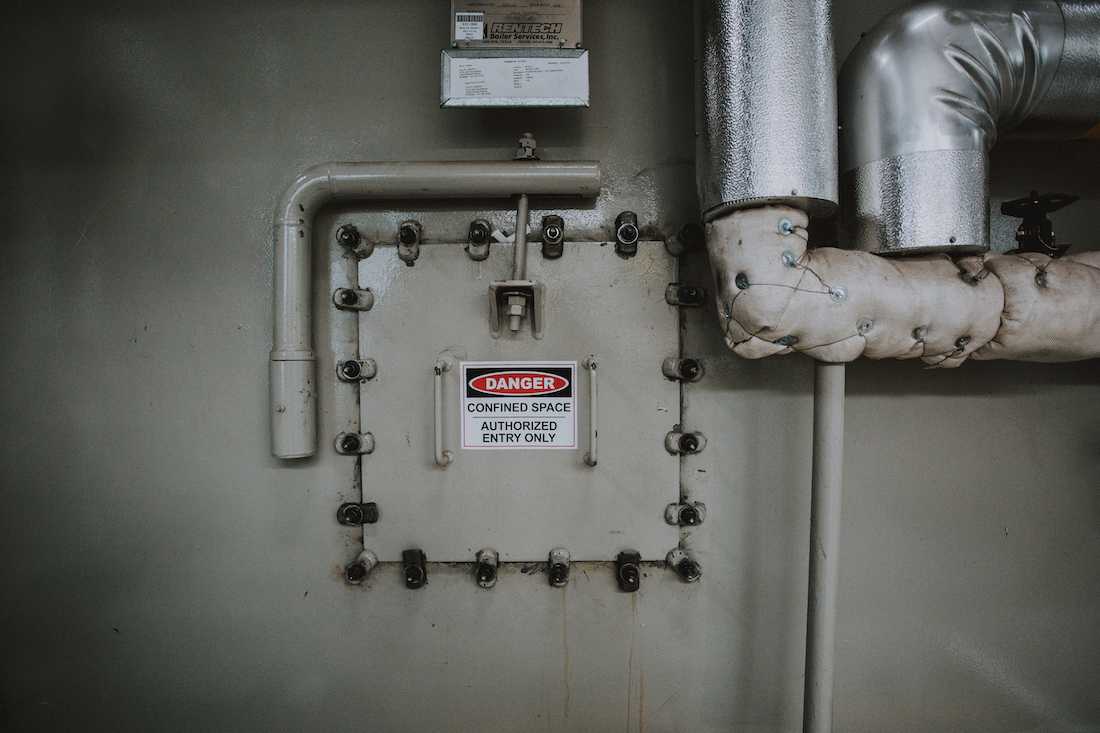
[
  {"x1": 839, "y1": 0, "x2": 1100, "y2": 254},
  {"x1": 803, "y1": 361, "x2": 845, "y2": 733},
  {"x1": 433, "y1": 357, "x2": 454, "y2": 468},
  {"x1": 512, "y1": 193, "x2": 530, "y2": 280},
  {"x1": 696, "y1": 0, "x2": 839, "y2": 221},
  {"x1": 271, "y1": 160, "x2": 601, "y2": 459}
]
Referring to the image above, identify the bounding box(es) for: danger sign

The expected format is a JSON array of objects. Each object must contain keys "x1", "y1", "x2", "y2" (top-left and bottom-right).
[{"x1": 461, "y1": 361, "x2": 577, "y2": 450}]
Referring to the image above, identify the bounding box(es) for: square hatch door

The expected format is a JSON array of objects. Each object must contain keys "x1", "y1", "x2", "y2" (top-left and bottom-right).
[{"x1": 357, "y1": 240, "x2": 679, "y2": 562}]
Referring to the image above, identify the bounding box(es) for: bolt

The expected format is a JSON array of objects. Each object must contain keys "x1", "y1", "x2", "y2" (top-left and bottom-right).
[
  {"x1": 339, "y1": 289, "x2": 359, "y2": 306},
  {"x1": 680, "y1": 358, "x2": 701, "y2": 381},
  {"x1": 340, "y1": 361, "x2": 362, "y2": 380},
  {"x1": 545, "y1": 225, "x2": 562, "y2": 242},
  {"x1": 340, "y1": 504, "x2": 364, "y2": 524},
  {"x1": 403, "y1": 549, "x2": 427, "y2": 589},
  {"x1": 679, "y1": 504, "x2": 700, "y2": 526},
  {"x1": 399, "y1": 222, "x2": 419, "y2": 246},
  {"x1": 618, "y1": 223, "x2": 639, "y2": 245},
  {"x1": 679, "y1": 433, "x2": 699, "y2": 454},
  {"x1": 829, "y1": 285, "x2": 848, "y2": 303},
  {"x1": 679, "y1": 285, "x2": 701, "y2": 302},
  {"x1": 477, "y1": 563, "x2": 496, "y2": 585},
  {"x1": 618, "y1": 564, "x2": 640, "y2": 592},
  {"x1": 345, "y1": 562, "x2": 367, "y2": 584},
  {"x1": 955, "y1": 335, "x2": 971, "y2": 349},
  {"x1": 734, "y1": 273, "x2": 750, "y2": 290},
  {"x1": 469, "y1": 220, "x2": 490, "y2": 244},
  {"x1": 676, "y1": 558, "x2": 702, "y2": 583},
  {"x1": 341, "y1": 434, "x2": 361, "y2": 453},
  {"x1": 549, "y1": 563, "x2": 569, "y2": 587},
  {"x1": 615, "y1": 211, "x2": 640, "y2": 256},
  {"x1": 778, "y1": 218, "x2": 795, "y2": 235},
  {"x1": 336, "y1": 224, "x2": 361, "y2": 248}
]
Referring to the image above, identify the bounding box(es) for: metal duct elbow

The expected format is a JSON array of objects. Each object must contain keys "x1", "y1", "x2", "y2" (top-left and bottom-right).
[
  {"x1": 840, "y1": 0, "x2": 1100, "y2": 254},
  {"x1": 696, "y1": 0, "x2": 839, "y2": 222}
]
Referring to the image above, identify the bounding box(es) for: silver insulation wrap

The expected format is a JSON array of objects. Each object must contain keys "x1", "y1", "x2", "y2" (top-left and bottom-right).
[
  {"x1": 839, "y1": 0, "x2": 1100, "y2": 254},
  {"x1": 696, "y1": 0, "x2": 839, "y2": 221}
]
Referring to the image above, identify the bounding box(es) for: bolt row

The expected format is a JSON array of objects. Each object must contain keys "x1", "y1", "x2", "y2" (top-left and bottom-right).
[{"x1": 344, "y1": 547, "x2": 701, "y2": 588}]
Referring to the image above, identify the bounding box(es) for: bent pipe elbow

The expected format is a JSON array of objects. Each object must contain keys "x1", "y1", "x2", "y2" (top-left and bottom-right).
[
  {"x1": 838, "y1": 0, "x2": 1100, "y2": 254},
  {"x1": 269, "y1": 160, "x2": 602, "y2": 459}
]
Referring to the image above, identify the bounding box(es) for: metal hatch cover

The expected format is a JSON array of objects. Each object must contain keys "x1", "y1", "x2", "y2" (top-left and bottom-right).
[{"x1": 356, "y1": 241, "x2": 679, "y2": 562}]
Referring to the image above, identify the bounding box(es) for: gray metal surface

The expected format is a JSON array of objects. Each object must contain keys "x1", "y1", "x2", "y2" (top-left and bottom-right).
[
  {"x1": 696, "y1": 0, "x2": 839, "y2": 221},
  {"x1": 1, "y1": 1, "x2": 1098, "y2": 731},
  {"x1": 838, "y1": 0, "x2": 1100, "y2": 253},
  {"x1": 355, "y1": 241, "x2": 679, "y2": 562}
]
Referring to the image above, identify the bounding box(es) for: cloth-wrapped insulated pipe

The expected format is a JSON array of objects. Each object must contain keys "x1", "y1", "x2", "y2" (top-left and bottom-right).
[{"x1": 706, "y1": 206, "x2": 1100, "y2": 366}]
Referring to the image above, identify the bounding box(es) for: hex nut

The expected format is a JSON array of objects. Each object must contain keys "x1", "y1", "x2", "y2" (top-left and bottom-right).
[
  {"x1": 549, "y1": 563, "x2": 569, "y2": 587},
  {"x1": 615, "y1": 211, "x2": 640, "y2": 257},
  {"x1": 336, "y1": 224, "x2": 361, "y2": 249},
  {"x1": 468, "y1": 220, "x2": 490, "y2": 244},
  {"x1": 676, "y1": 558, "x2": 702, "y2": 583},
  {"x1": 399, "y1": 222, "x2": 420, "y2": 245},
  {"x1": 679, "y1": 504, "x2": 700, "y2": 526},
  {"x1": 337, "y1": 502, "x2": 378, "y2": 526},
  {"x1": 345, "y1": 562, "x2": 368, "y2": 584},
  {"x1": 402, "y1": 548, "x2": 427, "y2": 589},
  {"x1": 680, "y1": 358, "x2": 702, "y2": 381},
  {"x1": 615, "y1": 551, "x2": 642, "y2": 593}
]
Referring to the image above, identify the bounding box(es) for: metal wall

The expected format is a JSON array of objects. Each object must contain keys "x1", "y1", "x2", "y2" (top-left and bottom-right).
[{"x1": 1, "y1": 1, "x2": 1097, "y2": 731}]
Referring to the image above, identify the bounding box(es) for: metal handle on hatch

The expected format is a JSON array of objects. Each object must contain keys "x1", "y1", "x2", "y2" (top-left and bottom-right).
[
  {"x1": 434, "y1": 357, "x2": 454, "y2": 467},
  {"x1": 583, "y1": 356, "x2": 598, "y2": 467}
]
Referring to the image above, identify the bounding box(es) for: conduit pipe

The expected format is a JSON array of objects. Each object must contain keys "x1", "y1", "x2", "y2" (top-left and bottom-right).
[
  {"x1": 271, "y1": 161, "x2": 601, "y2": 459},
  {"x1": 839, "y1": 0, "x2": 1100, "y2": 254},
  {"x1": 804, "y1": 362, "x2": 845, "y2": 733}
]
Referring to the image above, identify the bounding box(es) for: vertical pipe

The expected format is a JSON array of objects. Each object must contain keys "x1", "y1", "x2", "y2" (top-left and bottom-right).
[
  {"x1": 803, "y1": 361, "x2": 845, "y2": 733},
  {"x1": 512, "y1": 193, "x2": 530, "y2": 280}
]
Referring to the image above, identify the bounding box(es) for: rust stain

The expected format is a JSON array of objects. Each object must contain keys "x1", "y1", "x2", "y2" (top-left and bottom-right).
[{"x1": 562, "y1": 590, "x2": 571, "y2": 720}]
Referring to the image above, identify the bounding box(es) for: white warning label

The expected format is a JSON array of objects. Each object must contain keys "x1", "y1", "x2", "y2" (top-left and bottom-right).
[{"x1": 461, "y1": 361, "x2": 577, "y2": 449}]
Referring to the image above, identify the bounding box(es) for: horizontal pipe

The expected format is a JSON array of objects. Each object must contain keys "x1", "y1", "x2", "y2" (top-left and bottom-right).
[{"x1": 271, "y1": 160, "x2": 601, "y2": 459}]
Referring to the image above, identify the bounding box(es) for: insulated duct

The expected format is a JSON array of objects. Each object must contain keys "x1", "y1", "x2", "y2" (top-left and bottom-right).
[
  {"x1": 840, "y1": 0, "x2": 1100, "y2": 254},
  {"x1": 696, "y1": 0, "x2": 839, "y2": 221},
  {"x1": 707, "y1": 205, "x2": 1100, "y2": 365}
]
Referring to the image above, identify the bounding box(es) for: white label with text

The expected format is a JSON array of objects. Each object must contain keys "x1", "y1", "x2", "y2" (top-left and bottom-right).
[{"x1": 461, "y1": 361, "x2": 576, "y2": 449}]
